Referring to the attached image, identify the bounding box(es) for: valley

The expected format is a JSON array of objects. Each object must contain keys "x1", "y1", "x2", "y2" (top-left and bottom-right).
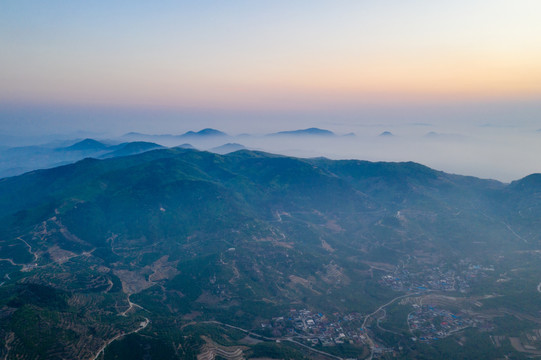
[{"x1": 0, "y1": 148, "x2": 540, "y2": 359}]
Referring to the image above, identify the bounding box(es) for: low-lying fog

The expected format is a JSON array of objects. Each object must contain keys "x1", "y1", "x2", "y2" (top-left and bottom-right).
[
  {"x1": 1, "y1": 100, "x2": 540, "y2": 182},
  {"x1": 130, "y1": 128, "x2": 539, "y2": 183}
]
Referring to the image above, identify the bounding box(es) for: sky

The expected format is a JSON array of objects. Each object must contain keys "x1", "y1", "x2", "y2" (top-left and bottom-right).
[
  {"x1": 2, "y1": 1, "x2": 541, "y2": 109},
  {"x1": 1, "y1": 1, "x2": 541, "y2": 180}
]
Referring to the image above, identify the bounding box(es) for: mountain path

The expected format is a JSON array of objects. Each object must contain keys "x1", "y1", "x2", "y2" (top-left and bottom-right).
[{"x1": 91, "y1": 297, "x2": 149, "y2": 360}]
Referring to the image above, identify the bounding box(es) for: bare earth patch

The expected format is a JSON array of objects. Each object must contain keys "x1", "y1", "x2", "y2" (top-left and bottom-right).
[
  {"x1": 324, "y1": 219, "x2": 343, "y2": 232},
  {"x1": 47, "y1": 245, "x2": 76, "y2": 263},
  {"x1": 113, "y1": 269, "x2": 152, "y2": 294},
  {"x1": 289, "y1": 275, "x2": 321, "y2": 294},
  {"x1": 321, "y1": 239, "x2": 335, "y2": 253}
]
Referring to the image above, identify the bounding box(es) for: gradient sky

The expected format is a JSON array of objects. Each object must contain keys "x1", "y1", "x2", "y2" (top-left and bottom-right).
[
  {"x1": 2, "y1": 0, "x2": 541, "y2": 111},
  {"x1": 1, "y1": 1, "x2": 541, "y2": 181}
]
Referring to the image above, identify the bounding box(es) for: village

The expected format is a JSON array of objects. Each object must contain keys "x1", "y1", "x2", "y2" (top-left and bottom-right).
[
  {"x1": 378, "y1": 260, "x2": 494, "y2": 293},
  {"x1": 262, "y1": 309, "x2": 368, "y2": 347},
  {"x1": 257, "y1": 259, "x2": 498, "y2": 352},
  {"x1": 407, "y1": 304, "x2": 479, "y2": 342}
]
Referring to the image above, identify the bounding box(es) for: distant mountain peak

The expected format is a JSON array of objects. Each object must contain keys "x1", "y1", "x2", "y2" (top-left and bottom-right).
[
  {"x1": 116, "y1": 141, "x2": 162, "y2": 151},
  {"x1": 270, "y1": 128, "x2": 335, "y2": 137},
  {"x1": 175, "y1": 143, "x2": 196, "y2": 149},
  {"x1": 379, "y1": 131, "x2": 394, "y2": 137},
  {"x1": 100, "y1": 141, "x2": 164, "y2": 159},
  {"x1": 210, "y1": 143, "x2": 246, "y2": 155},
  {"x1": 64, "y1": 138, "x2": 108, "y2": 151},
  {"x1": 509, "y1": 173, "x2": 541, "y2": 191},
  {"x1": 182, "y1": 128, "x2": 227, "y2": 137},
  {"x1": 424, "y1": 132, "x2": 466, "y2": 141}
]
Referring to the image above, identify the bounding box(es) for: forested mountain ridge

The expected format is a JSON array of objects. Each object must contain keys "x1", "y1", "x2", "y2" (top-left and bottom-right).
[{"x1": 0, "y1": 148, "x2": 540, "y2": 359}]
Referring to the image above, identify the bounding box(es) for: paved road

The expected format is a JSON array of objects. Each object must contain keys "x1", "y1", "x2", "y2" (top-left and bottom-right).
[
  {"x1": 202, "y1": 320, "x2": 344, "y2": 360},
  {"x1": 361, "y1": 292, "x2": 424, "y2": 360},
  {"x1": 91, "y1": 300, "x2": 150, "y2": 360}
]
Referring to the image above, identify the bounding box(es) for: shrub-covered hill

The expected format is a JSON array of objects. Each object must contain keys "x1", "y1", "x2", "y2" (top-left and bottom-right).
[{"x1": 0, "y1": 148, "x2": 539, "y2": 359}]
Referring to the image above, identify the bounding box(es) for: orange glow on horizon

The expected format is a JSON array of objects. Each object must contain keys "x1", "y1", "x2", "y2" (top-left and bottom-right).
[{"x1": 2, "y1": 44, "x2": 540, "y2": 111}]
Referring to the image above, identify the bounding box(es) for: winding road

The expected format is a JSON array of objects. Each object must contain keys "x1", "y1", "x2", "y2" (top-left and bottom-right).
[
  {"x1": 120, "y1": 294, "x2": 147, "y2": 316},
  {"x1": 361, "y1": 292, "x2": 424, "y2": 360},
  {"x1": 199, "y1": 291, "x2": 429, "y2": 360},
  {"x1": 91, "y1": 317, "x2": 149, "y2": 360},
  {"x1": 201, "y1": 320, "x2": 344, "y2": 360},
  {"x1": 91, "y1": 300, "x2": 150, "y2": 360}
]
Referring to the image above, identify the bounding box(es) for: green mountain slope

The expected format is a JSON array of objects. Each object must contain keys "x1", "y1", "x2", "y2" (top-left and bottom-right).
[{"x1": 0, "y1": 149, "x2": 540, "y2": 359}]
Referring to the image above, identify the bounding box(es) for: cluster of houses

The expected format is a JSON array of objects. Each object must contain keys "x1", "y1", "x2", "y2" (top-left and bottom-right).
[
  {"x1": 408, "y1": 304, "x2": 474, "y2": 342},
  {"x1": 379, "y1": 262, "x2": 494, "y2": 293},
  {"x1": 263, "y1": 309, "x2": 368, "y2": 347}
]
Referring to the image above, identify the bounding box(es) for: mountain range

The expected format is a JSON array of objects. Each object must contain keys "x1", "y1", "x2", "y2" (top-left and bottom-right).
[
  {"x1": 0, "y1": 147, "x2": 540, "y2": 359},
  {"x1": 0, "y1": 139, "x2": 164, "y2": 179},
  {"x1": 268, "y1": 128, "x2": 336, "y2": 137},
  {"x1": 0, "y1": 128, "x2": 344, "y2": 179},
  {"x1": 123, "y1": 128, "x2": 228, "y2": 141}
]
